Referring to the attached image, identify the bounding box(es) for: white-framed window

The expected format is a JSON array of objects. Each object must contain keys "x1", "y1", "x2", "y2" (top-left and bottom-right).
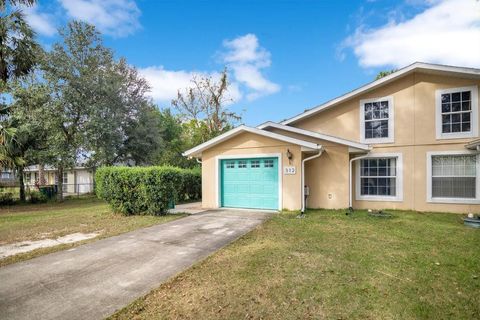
[
  {"x1": 360, "y1": 96, "x2": 394, "y2": 144},
  {"x1": 226, "y1": 161, "x2": 235, "y2": 169},
  {"x1": 251, "y1": 160, "x2": 260, "y2": 168},
  {"x1": 435, "y1": 86, "x2": 478, "y2": 140},
  {"x1": 1, "y1": 171, "x2": 11, "y2": 179},
  {"x1": 63, "y1": 172, "x2": 68, "y2": 184},
  {"x1": 238, "y1": 160, "x2": 247, "y2": 168},
  {"x1": 427, "y1": 151, "x2": 480, "y2": 204},
  {"x1": 355, "y1": 153, "x2": 403, "y2": 201}
]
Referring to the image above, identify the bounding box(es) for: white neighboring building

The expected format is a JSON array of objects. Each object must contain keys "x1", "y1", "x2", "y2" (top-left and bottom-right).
[
  {"x1": 24, "y1": 165, "x2": 94, "y2": 195},
  {"x1": 0, "y1": 167, "x2": 17, "y2": 186}
]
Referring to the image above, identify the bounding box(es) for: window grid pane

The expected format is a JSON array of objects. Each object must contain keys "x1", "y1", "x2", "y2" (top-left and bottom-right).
[
  {"x1": 364, "y1": 100, "x2": 389, "y2": 139},
  {"x1": 360, "y1": 157, "x2": 397, "y2": 196},
  {"x1": 440, "y1": 91, "x2": 472, "y2": 134},
  {"x1": 431, "y1": 155, "x2": 477, "y2": 199}
]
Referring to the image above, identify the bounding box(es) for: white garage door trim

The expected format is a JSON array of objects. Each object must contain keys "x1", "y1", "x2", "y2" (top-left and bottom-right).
[{"x1": 215, "y1": 153, "x2": 282, "y2": 210}]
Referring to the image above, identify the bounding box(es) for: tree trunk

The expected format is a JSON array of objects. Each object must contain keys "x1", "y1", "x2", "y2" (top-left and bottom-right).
[
  {"x1": 57, "y1": 166, "x2": 64, "y2": 202},
  {"x1": 18, "y1": 167, "x2": 26, "y2": 202},
  {"x1": 39, "y1": 164, "x2": 46, "y2": 186}
]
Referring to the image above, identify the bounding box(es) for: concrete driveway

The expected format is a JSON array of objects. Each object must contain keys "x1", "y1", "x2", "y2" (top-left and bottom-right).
[{"x1": 0, "y1": 209, "x2": 271, "y2": 320}]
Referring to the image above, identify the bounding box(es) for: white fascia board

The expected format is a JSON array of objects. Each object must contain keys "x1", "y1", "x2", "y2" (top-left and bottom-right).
[
  {"x1": 258, "y1": 121, "x2": 370, "y2": 151},
  {"x1": 282, "y1": 62, "x2": 480, "y2": 125},
  {"x1": 182, "y1": 125, "x2": 321, "y2": 157}
]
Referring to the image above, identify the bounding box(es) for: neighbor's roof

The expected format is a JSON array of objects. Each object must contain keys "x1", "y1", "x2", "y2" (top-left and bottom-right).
[
  {"x1": 282, "y1": 62, "x2": 480, "y2": 125},
  {"x1": 182, "y1": 125, "x2": 321, "y2": 157},
  {"x1": 24, "y1": 165, "x2": 90, "y2": 172},
  {"x1": 258, "y1": 121, "x2": 370, "y2": 151}
]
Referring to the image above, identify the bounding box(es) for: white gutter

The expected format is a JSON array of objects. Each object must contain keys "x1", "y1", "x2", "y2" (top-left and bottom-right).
[
  {"x1": 301, "y1": 147, "x2": 324, "y2": 214},
  {"x1": 349, "y1": 153, "x2": 370, "y2": 209}
]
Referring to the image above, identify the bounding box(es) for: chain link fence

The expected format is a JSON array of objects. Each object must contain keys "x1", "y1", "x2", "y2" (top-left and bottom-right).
[{"x1": 1, "y1": 183, "x2": 95, "y2": 201}]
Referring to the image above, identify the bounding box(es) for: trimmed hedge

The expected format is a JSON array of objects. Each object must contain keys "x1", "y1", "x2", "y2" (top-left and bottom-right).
[{"x1": 95, "y1": 166, "x2": 201, "y2": 215}]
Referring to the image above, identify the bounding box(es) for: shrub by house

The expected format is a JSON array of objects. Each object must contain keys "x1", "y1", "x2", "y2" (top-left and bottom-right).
[{"x1": 95, "y1": 166, "x2": 201, "y2": 215}]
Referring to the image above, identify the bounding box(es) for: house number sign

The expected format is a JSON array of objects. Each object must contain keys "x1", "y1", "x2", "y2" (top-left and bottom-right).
[{"x1": 283, "y1": 166, "x2": 296, "y2": 175}]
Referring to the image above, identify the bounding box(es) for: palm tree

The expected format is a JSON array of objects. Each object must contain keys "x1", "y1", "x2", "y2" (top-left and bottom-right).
[
  {"x1": 2, "y1": 129, "x2": 31, "y2": 202},
  {"x1": 0, "y1": 0, "x2": 38, "y2": 199},
  {"x1": 0, "y1": 105, "x2": 16, "y2": 168},
  {"x1": 0, "y1": 0, "x2": 39, "y2": 85}
]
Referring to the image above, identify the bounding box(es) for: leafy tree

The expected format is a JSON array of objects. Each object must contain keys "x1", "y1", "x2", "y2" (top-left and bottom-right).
[
  {"x1": 120, "y1": 103, "x2": 164, "y2": 166},
  {"x1": 41, "y1": 21, "x2": 165, "y2": 199},
  {"x1": 172, "y1": 69, "x2": 241, "y2": 143},
  {"x1": 154, "y1": 108, "x2": 197, "y2": 168},
  {"x1": 375, "y1": 69, "x2": 398, "y2": 80},
  {"x1": 41, "y1": 21, "x2": 115, "y2": 200},
  {"x1": 85, "y1": 58, "x2": 159, "y2": 166}
]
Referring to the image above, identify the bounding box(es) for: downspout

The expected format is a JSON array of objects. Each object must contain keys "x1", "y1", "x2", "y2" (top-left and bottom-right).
[
  {"x1": 349, "y1": 153, "x2": 370, "y2": 209},
  {"x1": 301, "y1": 146, "x2": 324, "y2": 215}
]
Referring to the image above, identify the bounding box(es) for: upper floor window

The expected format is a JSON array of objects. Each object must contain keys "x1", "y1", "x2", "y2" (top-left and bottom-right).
[
  {"x1": 436, "y1": 86, "x2": 478, "y2": 140},
  {"x1": 360, "y1": 97, "x2": 394, "y2": 144}
]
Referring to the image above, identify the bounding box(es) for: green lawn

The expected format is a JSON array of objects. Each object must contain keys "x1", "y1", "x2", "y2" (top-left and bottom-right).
[
  {"x1": 0, "y1": 197, "x2": 184, "y2": 267},
  {"x1": 110, "y1": 209, "x2": 480, "y2": 320}
]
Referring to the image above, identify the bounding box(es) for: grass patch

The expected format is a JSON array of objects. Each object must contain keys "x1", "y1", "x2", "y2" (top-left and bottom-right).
[
  {"x1": 0, "y1": 197, "x2": 184, "y2": 267},
  {"x1": 110, "y1": 209, "x2": 480, "y2": 320}
]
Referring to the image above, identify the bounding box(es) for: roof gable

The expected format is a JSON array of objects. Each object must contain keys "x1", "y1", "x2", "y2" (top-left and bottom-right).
[
  {"x1": 258, "y1": 121, "x2": 370, "y2": 151},
  {"x1": 182, "y1": 125, "x2": 321, "y2": 157},
  {"x1": 281, "y1": 62, "x2": 480, "y2": 125}
]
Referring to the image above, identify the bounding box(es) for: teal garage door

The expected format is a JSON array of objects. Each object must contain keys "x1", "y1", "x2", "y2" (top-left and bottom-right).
[{"x1": 221, "y1": 157, "x2": 279, "y2": 210}]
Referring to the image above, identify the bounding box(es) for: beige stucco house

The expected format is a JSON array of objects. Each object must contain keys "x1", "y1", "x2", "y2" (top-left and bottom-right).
[{"x1": 183, "y1": 63, "x2": 480, "y2": 213}]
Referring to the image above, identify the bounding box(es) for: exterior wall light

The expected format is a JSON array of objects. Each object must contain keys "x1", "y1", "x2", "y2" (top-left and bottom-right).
[{"x1": 286, "y1": 149, "x2": 293, "y2": 160}]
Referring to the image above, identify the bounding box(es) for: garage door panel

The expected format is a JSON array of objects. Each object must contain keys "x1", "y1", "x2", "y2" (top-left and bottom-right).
[{"x1": 221, "y1": 157, "x2": 278, "y2": 210}]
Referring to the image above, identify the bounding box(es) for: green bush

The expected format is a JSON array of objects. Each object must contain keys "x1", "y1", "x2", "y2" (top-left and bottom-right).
[
  {"x1": 28, "y1": 190, "x2": 48, "y2": 204},
  {"x1": 0, "y1": 192, "x2": 15, "y2": 205},
  {"x1": 95, "y1": 166, "x2": 201, "y2": 215},
  {"x1": 178, "y1": 168, "x2": 202, "y2": 202}
]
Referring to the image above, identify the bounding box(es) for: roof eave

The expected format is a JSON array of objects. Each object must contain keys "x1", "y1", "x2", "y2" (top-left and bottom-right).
[
  {"x1": 282, "y1": 62, "x2": 480, "y2": 125},
  {"x1": 259, "y1": 121, "x2": 371, "y2": 151},
  {"x1": 182, "y1": 125, "x2": 321, "y2": 158}
]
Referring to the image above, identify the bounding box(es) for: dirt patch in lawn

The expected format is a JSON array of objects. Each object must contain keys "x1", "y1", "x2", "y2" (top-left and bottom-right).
[
  {"x1": 0, "y1": 197, "x2": 185, "y2": 266},
  {"x1": 0, "y1": 232, "x2": 101, "y2": 259}
]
